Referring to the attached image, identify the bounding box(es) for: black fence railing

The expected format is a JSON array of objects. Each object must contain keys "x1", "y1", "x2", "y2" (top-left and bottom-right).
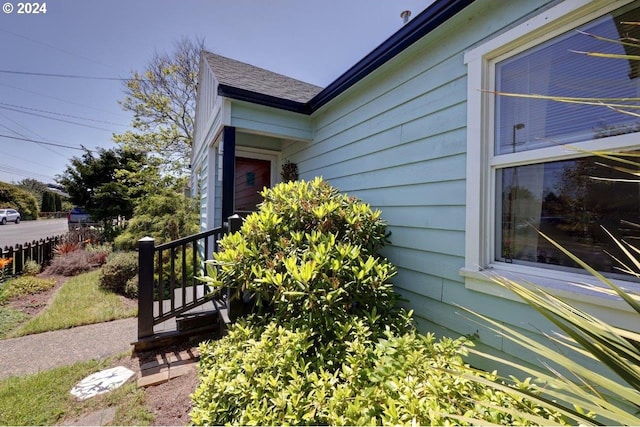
[
  {"x1": 137, "y1": 215, "x2": 243, "y2": 340},
  {"x1": 0, "y1": 235, "x2": 65, "y2": 276}
]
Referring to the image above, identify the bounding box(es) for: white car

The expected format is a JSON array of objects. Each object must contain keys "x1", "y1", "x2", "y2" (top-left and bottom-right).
[{"x1": 0, "y1": 209, "x2": 21, "y2": 225}]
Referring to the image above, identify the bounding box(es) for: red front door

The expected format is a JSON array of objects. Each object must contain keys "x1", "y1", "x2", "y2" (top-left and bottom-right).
[{"x1": 234, "y1": 157, "x2": 271, "y2": 212}]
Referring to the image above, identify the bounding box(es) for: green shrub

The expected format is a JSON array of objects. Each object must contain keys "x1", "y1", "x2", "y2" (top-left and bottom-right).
[
  {"x1": 114, "y1": 191, "x2": 198, "y2": 250},
  {"x1": 0, "y1": 276, "x2": 56, "y2": 300},
  {"x1": 0, "y1": 182, "x2": 39, "y2": 220},
  {"x1": 192, "y1": 319, "x2": 565, "y2": 426},
  {"x1": 192, "y1": 178, "x2": 570, "y2": 426},
  {"x1": 202, "y1": 178, "x2": 408, "y2": 347},
  {"x1": 22, "y1": 260, "x2": 41, "y2": 276},
  {"x1": 124, "y1": 276, "x2": 138, "y2": 299},
  {"x1": 99, "y1": 252, "x2": 138, "y2": 296}
]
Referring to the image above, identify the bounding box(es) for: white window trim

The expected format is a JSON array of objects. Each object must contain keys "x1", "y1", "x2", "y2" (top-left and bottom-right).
[{"x1": 461, "y1": 0, "x2": 639, "y2": 309}]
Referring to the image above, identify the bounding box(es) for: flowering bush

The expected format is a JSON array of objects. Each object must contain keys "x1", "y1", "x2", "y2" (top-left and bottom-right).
[{"x1": 0, "y1": 257, "x2": 12, "y2": 283}]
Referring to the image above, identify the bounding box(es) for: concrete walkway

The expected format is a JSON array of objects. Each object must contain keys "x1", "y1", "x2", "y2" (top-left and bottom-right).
[{"x1": 0, "y1": 318, "x2": 136, "y2": 380}]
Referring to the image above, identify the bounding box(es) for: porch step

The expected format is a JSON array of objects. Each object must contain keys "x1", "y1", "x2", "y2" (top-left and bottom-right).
[
  {"x1": 176, "y1": 310, "x2": 219, "y2": 332},
  {"x1": 132, "y1": 323, "x2": 220, "y2": 352},
  {"x1": 137, "y1": 347, "x2": 200, "y2": 388}
]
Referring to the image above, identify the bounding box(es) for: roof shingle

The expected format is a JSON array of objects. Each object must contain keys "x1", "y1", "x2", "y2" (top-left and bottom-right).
[{"x1": 203, "y1": 51, "x2": 323, "y2": 104}]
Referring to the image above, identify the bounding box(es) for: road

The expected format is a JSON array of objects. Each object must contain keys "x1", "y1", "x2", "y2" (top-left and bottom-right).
[{"x1": 0, "y1": 218, "x2": 68, "y2": 249}]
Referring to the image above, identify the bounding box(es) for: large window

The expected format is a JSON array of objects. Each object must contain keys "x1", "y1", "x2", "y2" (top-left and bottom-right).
[
  {"x1": 464, "y1": 0, "x2": 640, "y2": 286},
  {"x1": 495, "y1": 5, "x2": 640, "y2": 154},
  {"x1": 497, "y1": 153, "x2": 640, "y2": 277}
]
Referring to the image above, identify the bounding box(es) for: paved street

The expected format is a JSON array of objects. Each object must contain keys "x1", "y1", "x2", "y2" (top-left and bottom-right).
[{"x1": 0, "y1": 218, "x2": 68, "y2": 248}]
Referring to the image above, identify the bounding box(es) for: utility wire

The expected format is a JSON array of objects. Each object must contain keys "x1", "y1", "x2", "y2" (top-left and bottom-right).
[
  {"x1": 0, "y1": 147, "x2": 54, "y2": 170},
  {"x1": 0, "y1": 27, "x2": 114, "y2": 70},
  {"x1": 0, "y1": 134, "x2": 85, "y2": 151},
  {"x1": 0, "y1": 69, "x2": 146, "y2": 82},
  {"x1": 0, "y1": 112, "x2": 69, "y2": 160},
  {"x1": 0, "y1": 102, "x2": 128, "y2": 127},
  {"x1": 0, "y1": 163, "x2": 53, "y2": 181},
  {"x1": 0, "y1": 105, "x2": 116, "y2": 132},
  {"x1": 0, "y1": 83, "x2": 124, "y2": 117}
]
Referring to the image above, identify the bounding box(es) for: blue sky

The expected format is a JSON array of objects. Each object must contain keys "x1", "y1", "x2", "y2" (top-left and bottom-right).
[{"x1": 0, "y1": 0, "x2": 431, "y2": 185}]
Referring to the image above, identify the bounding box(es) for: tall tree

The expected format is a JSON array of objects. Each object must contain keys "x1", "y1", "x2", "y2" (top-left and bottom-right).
[
  {"x1": 41, "y1": 192, "x2": 54, "y2": 212},
  {"x1": 54, "y1": 193, "x2": 62, "y2": 212},
  {"x1": 57, "y1": 147, "x2": 153, "y2": 223},
  {"x1": 16, "y1": 178, "x2": 49, "y2": 208},
  {"x1": 114, "y1": 37, "x2": 204, "y2": 180}
]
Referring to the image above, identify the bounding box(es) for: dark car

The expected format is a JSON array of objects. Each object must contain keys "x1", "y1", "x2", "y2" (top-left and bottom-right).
[
  {"x1": 0, "y1": 208, "x2": 21, "y2": 225},
  {"x1": 67, "y1": 207, "x2": 94, "y2": 231}
]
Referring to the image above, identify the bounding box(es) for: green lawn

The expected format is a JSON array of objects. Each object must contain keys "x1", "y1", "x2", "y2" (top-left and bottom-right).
[
  {"x1": 0, "y1": 270, "x2": 151, "y2": 426},
  {"x1": 0, "y1": 306, "x2": 26, "y2": 337},
  {"x1": 8, "y1": 270, "x2": 137, "y2": 337},
  {"x1": 0, "y1": 356, "x2": 153, "y2": 426}
]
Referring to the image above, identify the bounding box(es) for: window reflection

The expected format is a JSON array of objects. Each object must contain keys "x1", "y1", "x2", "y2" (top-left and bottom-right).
[
  {"x1": 495, "y1": 6, "x2": 640, "y2": 154},
  {"x1": 497, "y1": 153, "x2": 640, "y2": 278}
]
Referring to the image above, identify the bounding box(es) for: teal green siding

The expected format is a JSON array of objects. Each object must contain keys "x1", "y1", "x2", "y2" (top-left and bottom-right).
[
  {"x1": 192, "y1": 0, "x2": 631, "y2": 378},
  {"x1": 280, "y1": 0, "x2": 556, "y2": 370},
  {"x1": 231, "y1": 101, "x2": 313, "y2": 142}
]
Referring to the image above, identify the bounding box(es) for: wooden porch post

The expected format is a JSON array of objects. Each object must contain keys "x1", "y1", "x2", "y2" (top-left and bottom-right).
[
  {"x1": 138, "y1": 236, "x2": 155, "y2": 340},
  {"x1": 227, "y1": 214, "x2": 244, "y2": 322},
  {"x1": 222, "y1": 126, "x2": 236, "y2": 224}
]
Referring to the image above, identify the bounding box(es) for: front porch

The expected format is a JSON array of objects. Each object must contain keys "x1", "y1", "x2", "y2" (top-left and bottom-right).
[
  {"x1": 134, "y1": 125, "x2": 297, "y2": 350},
  {"x1": 133, "y1": 216, "x2": 242, "y2": 351}
]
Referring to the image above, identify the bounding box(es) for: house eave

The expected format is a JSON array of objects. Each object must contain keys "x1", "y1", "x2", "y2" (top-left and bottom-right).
[
  {"x1": 215, "y1": 0, "x2": 475, "y2": 115},
  {"x1": 218, "y1": 84, "x2": 312, "y2": 115},
  {"x1": 307, "y1": 0, "x2": 476, "y2": 111}
]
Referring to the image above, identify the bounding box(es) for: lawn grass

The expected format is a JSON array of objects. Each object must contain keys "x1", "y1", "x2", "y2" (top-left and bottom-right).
[
  {"x1": 0, "y1": 356, "x2": 153, "y2": 426},
  {"x1": 0, "y1": 306, "x2": 26, "y2": 338},
  {"x1": 9, "y1": 270, "x2": 137, "y2": 337}
]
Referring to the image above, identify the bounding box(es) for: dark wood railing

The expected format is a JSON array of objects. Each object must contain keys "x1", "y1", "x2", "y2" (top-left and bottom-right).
[
  {"x1": 137, "y1": 215, "x2": 243, "y2": 341},
  {"x1": 1, "y1": 235, "x2": 65, "y2": 276}
]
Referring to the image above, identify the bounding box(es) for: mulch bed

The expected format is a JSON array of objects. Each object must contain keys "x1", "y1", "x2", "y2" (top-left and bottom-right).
[{"x1": 6, "y1": 273, "x2": 67, "y2": 317}]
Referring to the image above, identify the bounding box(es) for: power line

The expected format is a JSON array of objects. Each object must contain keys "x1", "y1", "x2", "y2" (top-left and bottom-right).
[
  {"x1": 0, "y1": 134, "x2": 85, "y2": 151},
  {"x1": 0, "y1": 111, "x2": 74, "y2": 159},
  {"x1": 0, "y1": 147, "x2": 54, "y2": 170},
  {"x1": 0, "y1": 69, "x2": 138, "y2": 81},
  {"x1": 0, "y1": 163, "x2": 54, "y2": 181},
  {"x1": 0, "y1": 102, "x2": 128, "y2": 127},
  {"x1": 0, "y1": 83, "x2": 124, "y2": 117},
  {"x1": 0, "y1": 27, "x2": 114, "y2": 71},
  {"x1": 0, "y1": 105, "x2": 117, "y2": 132}
]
